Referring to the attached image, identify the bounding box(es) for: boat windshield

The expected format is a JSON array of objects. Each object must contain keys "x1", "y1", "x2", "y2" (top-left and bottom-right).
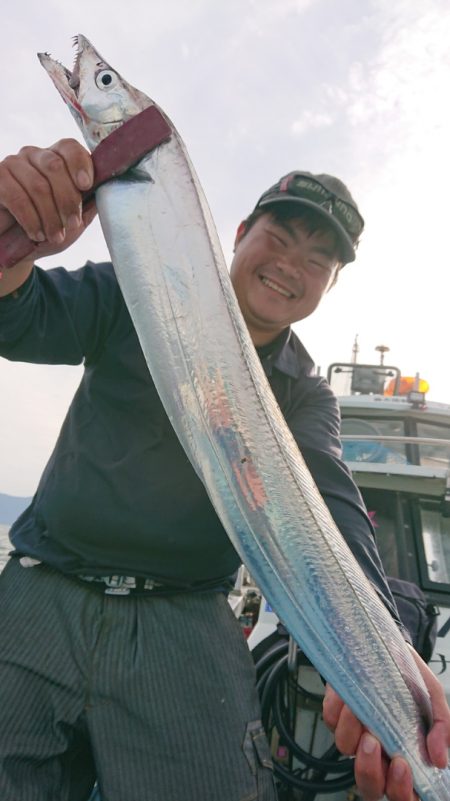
[
  {"x1": 416, "y1": 421, "x2": 450, "y2": 470},
  {"x1": 341, "y1": 417, "x2": 450, "y2": 472},
  {"x1": 341, "y1": 418, "x2": 408, "y2": 465}
]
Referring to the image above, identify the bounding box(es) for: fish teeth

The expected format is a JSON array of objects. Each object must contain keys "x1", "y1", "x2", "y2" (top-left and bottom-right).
[{"x1": 71, "y1": 36, "x2": 81, "y2": 71}]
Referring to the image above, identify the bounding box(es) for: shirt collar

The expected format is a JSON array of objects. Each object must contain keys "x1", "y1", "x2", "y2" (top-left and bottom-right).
[{"x1": 256, "y1": 328, "x2": 315, "y2": 379}]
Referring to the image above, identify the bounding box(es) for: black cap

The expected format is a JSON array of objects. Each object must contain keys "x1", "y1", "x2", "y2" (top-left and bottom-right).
[{"x1": 254, "y1": 171, "x2": 364, "y2": 264}]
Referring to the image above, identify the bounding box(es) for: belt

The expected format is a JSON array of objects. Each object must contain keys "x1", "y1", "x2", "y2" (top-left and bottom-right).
[
  {"x1": 19, "y1": 557, "x2": 227, "y2": 596},
  {"x1": 77, "y1": 574, "x2": 166, "y2": 595}
]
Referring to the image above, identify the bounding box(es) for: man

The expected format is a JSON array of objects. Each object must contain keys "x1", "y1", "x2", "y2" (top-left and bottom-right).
[{"x1": 0, "y1": 140, "x2": 448, "y2": 801}]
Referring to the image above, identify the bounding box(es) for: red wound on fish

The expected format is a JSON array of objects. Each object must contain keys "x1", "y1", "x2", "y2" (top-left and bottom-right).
[{"x1": 0, "y1": 105, "x2": 172, "y2": 270}]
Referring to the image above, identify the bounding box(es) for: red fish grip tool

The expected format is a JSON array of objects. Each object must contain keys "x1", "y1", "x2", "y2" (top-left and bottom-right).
[{"x1": 0, "y1": 105, "x2": 172, "y2": 270}]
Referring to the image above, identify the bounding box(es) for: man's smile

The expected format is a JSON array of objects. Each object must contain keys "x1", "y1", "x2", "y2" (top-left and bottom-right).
[{"x1": 259, "y1": 274, "x2": 296, "y2": 299}]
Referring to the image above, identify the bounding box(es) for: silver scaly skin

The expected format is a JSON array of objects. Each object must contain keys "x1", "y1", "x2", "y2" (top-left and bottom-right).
[{"x1": 40, "y1": 35, "x2": 450, "y2": 800}]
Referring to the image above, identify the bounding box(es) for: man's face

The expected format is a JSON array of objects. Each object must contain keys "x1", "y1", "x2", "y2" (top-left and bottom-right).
[{"x1": 229, "y1": 211, "x2": 340, "y2": 345}]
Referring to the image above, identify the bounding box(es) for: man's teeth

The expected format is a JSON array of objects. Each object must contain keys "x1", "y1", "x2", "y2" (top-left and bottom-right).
[{"x1": 261, "y1": 276, "x2": 293, "y2": 298}]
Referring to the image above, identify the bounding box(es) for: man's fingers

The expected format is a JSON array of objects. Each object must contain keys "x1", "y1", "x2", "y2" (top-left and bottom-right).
[
  {"x1": 408, "y1": 648, "x2": 450, "y2": 768},
  {"x1": 49, "y1": 138, "x2": 94, "y2": 192},
  {"x1": 427, "y1": 719, "x2": 450, "y2": 769},
  {"x1": 385, "y1": 757, "x2": 416, "y2": 801},
  {"x1": 31, "y1": 198, "x2": 98, "y2": 261},
  {"x1": 323, "y1": 685, "x2": 363, "y2": 755},
  {"x1": 334, "y1": 705, "x2": 364, "y2": 755},
  {"x1": 323, "y1": 652, "x2": 449, "y2": 801},
  {"x1": 22, "y1": 142, "x2": 89, "y2": 239},
  {"x1": 0, "y1": 206, "x2": 15, "y2": 236},
  {"x1": 0, "y1": 140, "x2": 93, "y2": 249},
  {"x1": 0, "y1": 161, "x2": 45, "y2": 242},
  {"x1": 322, "y1": 684, "x2": 344, "y2": 731},
  {"x1": 355, "y1": 739, "x2": 417, "y2": 801},
  {"x1": 354, "y1": 733, "x2": 388, "y2": 801}
]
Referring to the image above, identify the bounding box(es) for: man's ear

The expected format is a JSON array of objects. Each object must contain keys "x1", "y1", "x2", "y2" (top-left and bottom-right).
[{"x1": 234, "y1": 220, "x2": 247, "y2": 249}]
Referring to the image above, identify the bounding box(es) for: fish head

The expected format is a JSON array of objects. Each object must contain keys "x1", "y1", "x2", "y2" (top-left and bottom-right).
[{"x1": 38, "y1": 35, "x2": 153, "y2": 151}]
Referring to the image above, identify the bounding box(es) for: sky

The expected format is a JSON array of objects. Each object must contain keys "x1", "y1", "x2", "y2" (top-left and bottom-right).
[{"x1": 1, "y1": 0, "x2": 450, "y2": 496}]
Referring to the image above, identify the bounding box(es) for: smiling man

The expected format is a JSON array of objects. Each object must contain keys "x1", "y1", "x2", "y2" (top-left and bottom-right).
[
  {"x1": 230, "y1": 175, "x2": 348, "y2": 344},
  {"x1": 0, "y1": 145, "x2": 449, "y2": 801}
]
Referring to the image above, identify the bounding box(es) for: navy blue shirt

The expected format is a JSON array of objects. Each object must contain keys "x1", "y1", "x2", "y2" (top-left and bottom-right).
[{"x1": 0, "y1": 262, "x2": 407, "y2": 634}]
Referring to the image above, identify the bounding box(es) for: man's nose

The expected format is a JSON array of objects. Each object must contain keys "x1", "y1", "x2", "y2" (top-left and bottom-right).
[{"x1": 275, "y1": 248, "x2": 305, "y2": 277}]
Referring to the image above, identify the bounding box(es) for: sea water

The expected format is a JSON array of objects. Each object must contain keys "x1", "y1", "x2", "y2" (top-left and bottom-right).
[{"x1": 0, "y1": 524, "x2": 11, "y2": 570}]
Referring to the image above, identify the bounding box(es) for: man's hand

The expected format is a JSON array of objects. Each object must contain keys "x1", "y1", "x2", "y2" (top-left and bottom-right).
[
  {"x1": 0, "y1": 138, "x2": 97, "y2": 260},
  {"x1": 0, "y1": 139, "x2": 97, "y2": 295},
  {"x1": 323, "y1": 648, "x2": 450, "y2": 801}
]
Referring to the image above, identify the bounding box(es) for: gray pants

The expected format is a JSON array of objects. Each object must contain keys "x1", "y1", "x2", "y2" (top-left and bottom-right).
[{"x1": 0, "y1": 559, "x2": 277, "y2": 801}]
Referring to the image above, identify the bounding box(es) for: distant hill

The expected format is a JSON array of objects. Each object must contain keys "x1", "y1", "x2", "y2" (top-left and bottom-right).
[{"x1": 0, "y1": 493, "x2": 32, "y2": 525}]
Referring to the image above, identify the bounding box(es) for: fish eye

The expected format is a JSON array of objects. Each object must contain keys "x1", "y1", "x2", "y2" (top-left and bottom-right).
[{"x1": 95, "y1": 70, "x2": 118, "y2": 89}]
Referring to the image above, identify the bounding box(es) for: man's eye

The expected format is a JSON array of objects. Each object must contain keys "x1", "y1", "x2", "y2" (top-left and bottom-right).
[
  {"x1": 268, "y1": 230, "x2": 287, "y2": 246},
  {"x1": 310, "y1": 260, "x2": 331, "y2": 272}
]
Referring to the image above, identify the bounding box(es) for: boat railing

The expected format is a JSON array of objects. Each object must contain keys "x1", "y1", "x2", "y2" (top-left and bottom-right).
[
  {"x1": 341, "y1": 434, "x2": 450, "y2": 470},
  {"x1": 341, "y1": 435, "x2": 450, "y2": 447}
]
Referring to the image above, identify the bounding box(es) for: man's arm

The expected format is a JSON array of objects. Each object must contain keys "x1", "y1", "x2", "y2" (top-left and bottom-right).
[{"x1": 0, "y1": 139, "x2": 96, "y2": 298}]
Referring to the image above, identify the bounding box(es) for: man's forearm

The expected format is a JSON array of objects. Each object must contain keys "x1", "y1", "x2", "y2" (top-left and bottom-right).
[{"x1": 0, "y1": 260, "x2": 34, "y2": 298}]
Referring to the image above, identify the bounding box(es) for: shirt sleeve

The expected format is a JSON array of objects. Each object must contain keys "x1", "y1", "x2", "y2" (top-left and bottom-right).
[
  {"x1": 0, "y1": 261, "x2": 123, "y2": 365},
  {"x1": 287, "y1": 376, "x2": 413, "y2": 645}
]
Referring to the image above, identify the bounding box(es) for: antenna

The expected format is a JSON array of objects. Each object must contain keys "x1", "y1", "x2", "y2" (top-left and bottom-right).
[
  {"x1": 351, "y1": 334, "x2": 359, "y2": 364},
  {"x1": 375, "y1": 344, "x2": 390, "y2": 366}
]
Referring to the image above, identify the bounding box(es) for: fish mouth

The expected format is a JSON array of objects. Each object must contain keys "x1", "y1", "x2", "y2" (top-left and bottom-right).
[
  {"x1": 38, "y1": 34, "x2": 153, "y2": 150},
  {"x1": 38, "y1": 35, "x2": 89, "y2": 120},
  {"x1": 38, "y1": 34, "x2": 112, "y2": 124}
]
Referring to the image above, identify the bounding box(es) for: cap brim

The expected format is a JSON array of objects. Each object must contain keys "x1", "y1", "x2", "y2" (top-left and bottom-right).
[{"x1": 258, "y1": 196, "x2": 356, "y2": 264}]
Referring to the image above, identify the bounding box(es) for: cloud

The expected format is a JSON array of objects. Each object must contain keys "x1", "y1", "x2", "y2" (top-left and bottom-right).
[
  {"x1": 335, "y1": 5, "x2": 450, "y2": 147},
  {"x1": 291, "y1": 110, "x2": 333, "y2": 136}
]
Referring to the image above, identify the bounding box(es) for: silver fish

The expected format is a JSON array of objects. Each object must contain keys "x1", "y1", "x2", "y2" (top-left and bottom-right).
[{"x1": 39, "y1": 36, "x2": 450, "y2": 800}]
